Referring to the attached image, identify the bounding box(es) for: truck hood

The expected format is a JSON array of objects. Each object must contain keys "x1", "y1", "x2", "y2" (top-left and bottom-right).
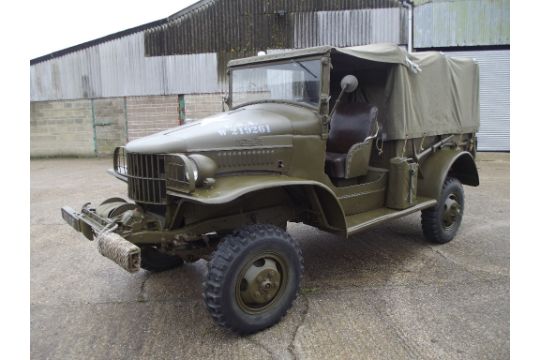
[{"x1": 125, "y1": 103, "x2": 320, "y2": 154}]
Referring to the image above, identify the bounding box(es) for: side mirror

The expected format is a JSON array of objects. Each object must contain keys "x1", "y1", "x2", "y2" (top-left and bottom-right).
[
  {"x1": 329, "y1": 75, "x2": 359, "y2": 118},
  {"x1": 340, "y1": 75, "x2": 358, "y2": 93}
]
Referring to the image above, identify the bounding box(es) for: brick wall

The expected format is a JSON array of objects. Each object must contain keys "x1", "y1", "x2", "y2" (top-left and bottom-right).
[
  {"x1": 30, "y1": 100, "x2": 94, "y2": 157},
  {"x1": 184, "y1": 93, "x2": 224, "y2": 120},
  {"x1": 126, "y1": 96, "x2": 180, "y2": 140},
  {"x1": 30, "y1": 94, "x2": 226, "y2": 157}
]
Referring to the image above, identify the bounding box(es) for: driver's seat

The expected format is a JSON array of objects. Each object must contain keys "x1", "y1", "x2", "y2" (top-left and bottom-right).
[{"x1": 325, "y1": 102, "x2": 378, "y2": 179}]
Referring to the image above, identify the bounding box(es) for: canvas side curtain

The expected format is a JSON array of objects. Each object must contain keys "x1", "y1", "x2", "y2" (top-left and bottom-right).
[{"x1": 381, "y1": 52, "x2": 480, "y2": 140}]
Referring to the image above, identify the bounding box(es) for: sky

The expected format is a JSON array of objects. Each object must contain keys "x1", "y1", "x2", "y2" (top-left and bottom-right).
[{"x1": 29, "y1": 0, "x2": 200, "y2": 59}]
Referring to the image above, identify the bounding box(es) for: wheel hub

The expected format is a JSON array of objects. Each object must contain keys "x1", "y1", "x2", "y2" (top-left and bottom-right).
[
  {"x1": 442, "y1": 194, "x2": 461, "y2": 228},
  {"x1": 239, "y1": 257, "x2": 282, "y2": 307}
]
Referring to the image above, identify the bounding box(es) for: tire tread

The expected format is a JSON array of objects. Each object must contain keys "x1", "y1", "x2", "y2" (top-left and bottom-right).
[
  {"x1": 203, "y1": 224, "x2": 303, "y2": 334},
  {"x1": 421, "y1": 177, "x2": 464, "y2": 244}
]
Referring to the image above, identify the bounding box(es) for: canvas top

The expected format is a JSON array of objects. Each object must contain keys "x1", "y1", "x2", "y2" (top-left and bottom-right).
[
  {"x1": 229, "y1": 44, "x2": 480, "y2": 140},
  {"x1": 228, "y1": 43, "x2": 412, "y2": 67}
]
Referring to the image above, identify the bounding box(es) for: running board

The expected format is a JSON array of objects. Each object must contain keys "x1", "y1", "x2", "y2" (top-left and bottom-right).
[{"x1": 345, "y1": 197, "x2": 437, "y2": 237}]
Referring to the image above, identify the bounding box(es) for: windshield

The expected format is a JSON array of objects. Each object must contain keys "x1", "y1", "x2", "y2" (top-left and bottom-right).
[{"x1": 231, "y1": 59, "x2": 321, "y2": 108}]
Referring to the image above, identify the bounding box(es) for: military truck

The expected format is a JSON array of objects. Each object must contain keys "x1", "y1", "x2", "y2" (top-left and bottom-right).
[{"x1": 62, "y1": 44, "x2": 479, "y2": 334}]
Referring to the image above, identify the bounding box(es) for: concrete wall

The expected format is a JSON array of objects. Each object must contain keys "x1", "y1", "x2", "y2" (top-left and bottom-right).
[
  {"x1": 31, "y1": 95, "x2": 182, "y2": 157},
  {"x1": 93, "y1": 98, "x2": 128, "y2": 156},
  {"x1": 30, "y1": 94, "x2": 226, "y2": 157},
  {"x1": 30, "y1": 100, "x2": 95, "y2": 157}
]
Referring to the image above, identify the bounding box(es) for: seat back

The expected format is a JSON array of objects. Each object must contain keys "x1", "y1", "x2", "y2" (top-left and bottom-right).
[{"x1": 327, "y1": 102, "x2": 378, "y2": 154}]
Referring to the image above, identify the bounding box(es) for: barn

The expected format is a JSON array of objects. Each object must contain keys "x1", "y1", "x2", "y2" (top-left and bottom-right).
[{"x1": 30, "y1": 0, "x2": 509, "y2": 156}]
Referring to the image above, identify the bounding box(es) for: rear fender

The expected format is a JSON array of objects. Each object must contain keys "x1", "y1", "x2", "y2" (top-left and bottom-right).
[{"x1": 418, "y1": 150, "x2": 479, "y2": 199}]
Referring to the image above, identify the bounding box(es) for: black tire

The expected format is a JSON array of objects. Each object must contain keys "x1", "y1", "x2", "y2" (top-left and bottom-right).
[
  {"x1": 140, "y1": 246, "x2": 184, "y2": 272},
  {"x1": 421, "y1": 177, "x2": 465, "y2": 244},
  {"x1": 203, "y1": 224, "x2": 304, "y2": 334}
]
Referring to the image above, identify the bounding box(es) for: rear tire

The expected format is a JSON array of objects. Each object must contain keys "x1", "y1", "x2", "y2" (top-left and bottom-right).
[
  {"x1": 140, "y1": 246, "x2": 184, "y2": 272},
  {"x1": 421, "y1": 177, "x2": 464, "y2": 244},
  {"x1": 203, "y1": 224, "x2": 303, "y2": 334}
]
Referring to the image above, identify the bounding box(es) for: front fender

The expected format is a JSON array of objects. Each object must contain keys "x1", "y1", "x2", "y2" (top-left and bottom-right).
[
  {"x1": 167, "y1": 174, "x2": 347, "y2": 232},
  {"x1": 418, "y1": 150, "x2": 479, "y2": 199}
]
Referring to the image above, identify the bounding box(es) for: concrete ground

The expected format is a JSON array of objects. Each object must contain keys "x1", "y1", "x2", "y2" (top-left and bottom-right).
[{"x1": 31, "y1": 153, "x2": 509, "y2": 360}]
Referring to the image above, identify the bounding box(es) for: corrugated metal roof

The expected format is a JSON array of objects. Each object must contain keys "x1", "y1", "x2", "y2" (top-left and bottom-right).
[
  {"x1": 30, "y1": 0, "x2": 410, "y2": 101},
  {"x1": 31, "y1": 0, "x2": 511, "y2": 66},
  {"x1": 30, "y1": 0, "x2": 511, "y2": 101},
  {"x1": 144, "y1": 0, "x2": 404, "y2": 57},
  {"x1": 30, "y1": 0, "x2": 215, "y2": 65},
  {"x1": 30, "y1": 18, "x2": 168, "y2": 65},
  {"x1": 414, "y1": 0, "x2": 510, "y2": 48},
  {"x1": 291, "y1": 8, "x2": 406, "y2": 48},
  {"x1": 30, "y1": 33, "x2": 222, "y2": 101},
  {"x1": 145, "y1": 0, "x2": 407, "y2": 82}
]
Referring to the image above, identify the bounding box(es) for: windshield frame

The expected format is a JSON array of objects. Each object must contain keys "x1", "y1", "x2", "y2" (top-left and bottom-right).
[{"x1": 228, "y1": 56, "x2": 324, "y2": 111}]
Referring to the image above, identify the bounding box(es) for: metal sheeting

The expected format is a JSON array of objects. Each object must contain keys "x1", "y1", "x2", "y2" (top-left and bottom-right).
[
  {"x1": 145, "y1": 0, "x2": 403, "y2": 56},
  {"x1": 144, "y1": 0, "x2": 407, "y2": 81},
  {"x1": 441, "y1": 49, "x2": 510, "y2": 151},
  {"x1": 30, "y1": 19, "x2": 168, "y2": 66},
  {"x1": 293, "y1": 8, "x2": 406, "y2": 48},
  {"x1": 31, "y1": 1, "x2": 409, "y2": 101},
  {"x1": 30, "y1": 33, "x2": 220, "y2": 101},
  {"x1": 414, "y1": 0, "x2": 510, "y2": 48}
]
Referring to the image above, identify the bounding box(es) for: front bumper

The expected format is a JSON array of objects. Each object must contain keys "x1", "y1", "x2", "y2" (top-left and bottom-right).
[
  {"x1": 61, "y1": 205, "x2": 141, "y2": 273},
  {"x1": 61, "y1": 205, "x2": 111, "y2": 240}
]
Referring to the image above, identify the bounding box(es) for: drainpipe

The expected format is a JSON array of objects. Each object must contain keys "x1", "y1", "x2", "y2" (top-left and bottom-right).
[{"x1": 400, "y1": 0, "x2": 414, "y2": 53}]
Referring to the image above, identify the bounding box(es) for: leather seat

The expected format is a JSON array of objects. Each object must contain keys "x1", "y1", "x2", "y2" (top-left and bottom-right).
[{"x1": 325, "y1": 102, "x2": 378, "y2": 178}]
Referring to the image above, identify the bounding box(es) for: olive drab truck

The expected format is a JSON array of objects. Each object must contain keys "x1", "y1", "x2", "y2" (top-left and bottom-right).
[{"x1": 62, "y1": 43, "x2": 480, "y2": 334}]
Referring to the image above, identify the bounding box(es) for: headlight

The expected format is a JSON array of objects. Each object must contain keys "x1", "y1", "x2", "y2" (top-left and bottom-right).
[
  {"x1": 188, "y1": 154, "x2": 217, "y2": 186},
  {"x1": 165, "y1": 154, "x2": 217, "y2": 193},
  {"x1": 184, "y1": 157, "x2": 199, "y2": 184},
  {"x1": 165, "y1": 154, "x2": 197, "y2": 193}
]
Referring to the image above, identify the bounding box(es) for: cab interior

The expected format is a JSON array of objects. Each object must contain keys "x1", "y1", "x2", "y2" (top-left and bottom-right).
[{"x1": 325, "y1": 52, "x2": 393, "y2": 187}]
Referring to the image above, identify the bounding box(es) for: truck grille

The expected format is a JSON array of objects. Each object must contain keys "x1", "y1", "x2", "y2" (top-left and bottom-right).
[
  {"x1": 114, "y1": 147, "x2": 167, "y2": 205},
  {"x1": 113, "y1": 147, "x2": 196, "y2": 204},
  {"x1": 127, "y1": 152, "x2": 167, "y2": 204}
]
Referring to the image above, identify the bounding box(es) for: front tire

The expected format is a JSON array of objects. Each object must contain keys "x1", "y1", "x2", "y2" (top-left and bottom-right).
[
  {"x1": 421, "y1": 177, "x2": 465, "y2": 244},
  {"x1": 203, "y1": 224, "x2": 304, "y2": 334}
]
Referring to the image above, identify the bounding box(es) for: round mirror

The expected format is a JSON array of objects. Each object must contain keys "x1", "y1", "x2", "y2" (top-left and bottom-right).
[{"x1": 340, "y1": 75, "x2": 359, "y2": 93}]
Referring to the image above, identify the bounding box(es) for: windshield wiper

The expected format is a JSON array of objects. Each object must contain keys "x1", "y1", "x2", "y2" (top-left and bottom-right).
[{"x1": 291, "y1": 59, "x2": 318, "y2": 79}]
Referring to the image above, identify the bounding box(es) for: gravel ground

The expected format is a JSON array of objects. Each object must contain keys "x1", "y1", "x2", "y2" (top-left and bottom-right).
[{"x1": 30, "y1": 152, "x2": 509, "y2": 359}]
